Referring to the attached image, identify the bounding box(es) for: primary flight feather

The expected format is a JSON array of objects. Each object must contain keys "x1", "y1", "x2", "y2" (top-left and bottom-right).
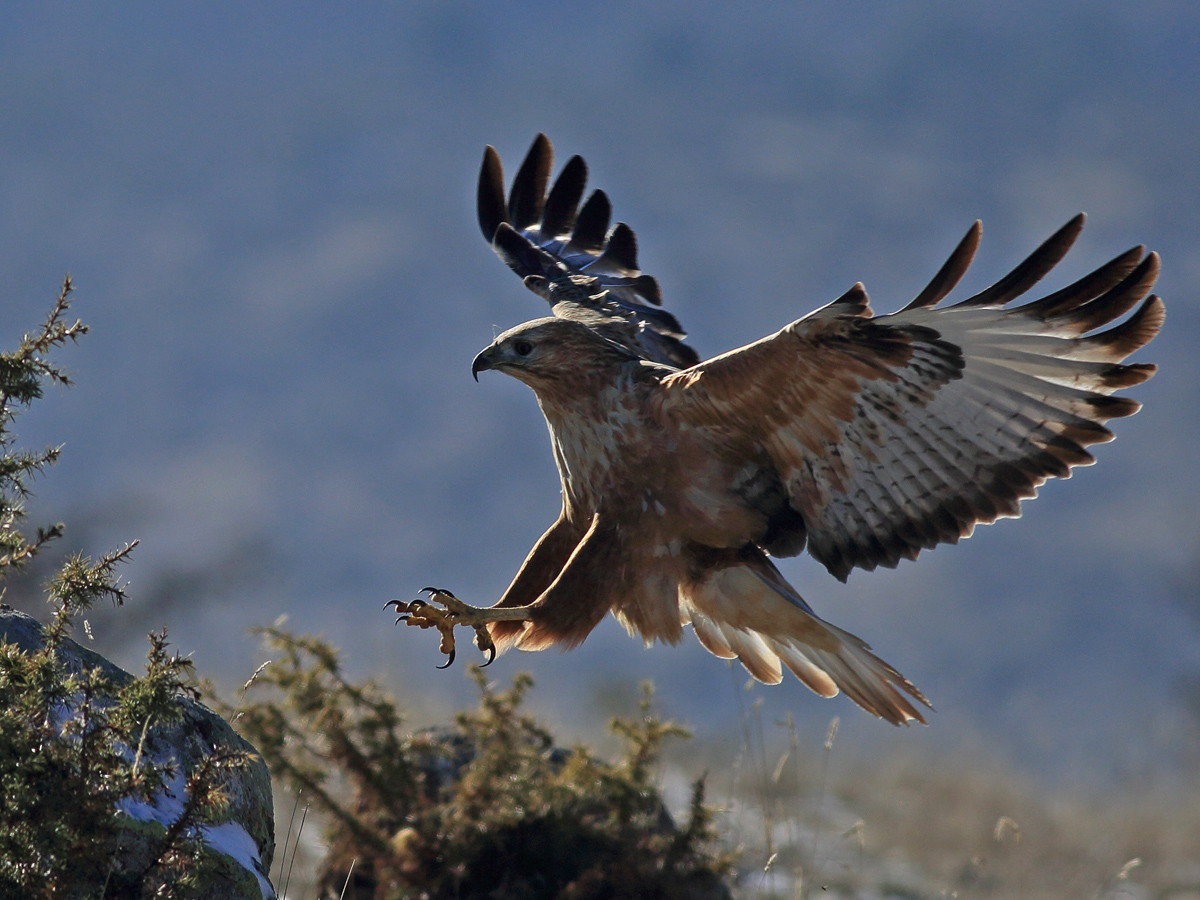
[{"x1": 396, "y1": 134, "x2": 1163, "y2": 725}]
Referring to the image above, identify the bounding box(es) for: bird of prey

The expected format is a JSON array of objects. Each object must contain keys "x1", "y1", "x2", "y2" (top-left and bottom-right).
[{"x1": 391, "y1": 134, "x2": 1163, "y2": 725}]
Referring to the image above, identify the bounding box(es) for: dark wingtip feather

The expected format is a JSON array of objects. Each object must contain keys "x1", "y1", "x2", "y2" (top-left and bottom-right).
[
  {"x1": 1100, "y1": 362, "x2": 1156, "y2": 390},
  {"x1": 903, "y1": 220, "x2": 982, "y2": 311},
  {"x1": 635, "y1": 274, "x2": 663, "y2": 306},
  {"x1": 1087, "y1": 295, "x2": 1166, "y2": 360},
  {"x1": 477, "y1": 145, "x2": 508, "y2": 241},
  {"x1": 1057, "y1": 252, "x2": 1160, "y2": 334},
  {"x1": 1089, "y1": 394, "x2": 1142, "y2": 419},
  {"x1": 541, "y1": 154, "x2": 588, "y2": 240},
  {"x1": 508, "y1": 133, "x2": 553, "y2": 231},
  {"x1": 491, "y1": 222, "x2": 558, "y2": 282},
  {"x1": 570, "y1": 190, "x2": 612, "y2": 252},
  {"x1": 478, "y1": 136, "x2": 693, "y2": 367},
  {"x1": 594, "y1": 222, "x2": 640, "y2": 273},
  {"x1": 1019, "y1": 245, "x2": 1145, "y2": 320},
  {"x1": 952, "y1": 213, "x2": 1086, "y2": 309}
]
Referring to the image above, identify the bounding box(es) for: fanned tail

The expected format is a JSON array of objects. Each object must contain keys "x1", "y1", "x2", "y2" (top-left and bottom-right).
[{"x1": 679, "y1": 553, "x2": 930, "y2": 725}]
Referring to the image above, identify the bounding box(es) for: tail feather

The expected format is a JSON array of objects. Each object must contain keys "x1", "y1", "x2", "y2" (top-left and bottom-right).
[
  {"x1": 718, "y1": 623, "x2": 783, "y2": 684},
  {"x1": 688, "y1": 607, "x2": 737, "y2": 660},
  {"x1": 770, "y1": 640, "x2": 839, "y2": 698},
  {"x1": 679, "y1": 556, "x2": 931, "y2": 725}
]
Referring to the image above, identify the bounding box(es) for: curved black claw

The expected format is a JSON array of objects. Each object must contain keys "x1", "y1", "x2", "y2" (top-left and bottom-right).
[
  {"x1": 393, "y1": 615, "x2": 409, "y2": 626},
  {"x1": 383, "y1": 599, "x2": 404, "y2": 612},
  {"x1": 436, "y1": 647, "x2": 456, "y2": 670},
  {"x1": 421, "y1": 586, "x2": 459, "y2": 601},
  {"x1": 480, "y1": 645, "x2": 497, "y2": 667}
]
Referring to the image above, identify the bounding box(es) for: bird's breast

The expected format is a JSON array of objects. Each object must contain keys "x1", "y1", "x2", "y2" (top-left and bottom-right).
[
  {"x1": 545, "y1": 403, "x2": 763, "y2": 548},
  {"x1": 547, "y1": 402, "x2": 651, "y2": 512}
]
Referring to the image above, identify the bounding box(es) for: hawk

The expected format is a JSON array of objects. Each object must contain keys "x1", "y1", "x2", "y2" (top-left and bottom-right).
[{"x1": 392, "y1": 134, "x2": 1163, "y2": 725}]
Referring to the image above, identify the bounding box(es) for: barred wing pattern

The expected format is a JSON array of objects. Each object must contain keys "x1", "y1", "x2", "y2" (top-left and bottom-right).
[
  {"x1": 478, "y1": 134, "x2": 699, "y2": 368},
  {"x1": 662, "y1": 214, "x2": 1163, "y2": 581}
]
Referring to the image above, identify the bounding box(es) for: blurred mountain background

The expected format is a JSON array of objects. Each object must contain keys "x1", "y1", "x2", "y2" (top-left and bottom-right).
[{"x1": 2, "y1": 1, "x2": 1197, "y2": 788}]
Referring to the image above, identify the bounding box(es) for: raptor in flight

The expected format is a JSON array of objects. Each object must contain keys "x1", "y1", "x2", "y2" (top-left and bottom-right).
[{"x1": 392, "y1": 134, "x2": 1163, "y2": 724}]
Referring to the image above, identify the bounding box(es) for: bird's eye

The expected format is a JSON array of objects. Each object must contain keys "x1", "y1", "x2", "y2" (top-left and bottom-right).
[{"x1": 513, "y1": 340, "x2": 534, "y2": 357}]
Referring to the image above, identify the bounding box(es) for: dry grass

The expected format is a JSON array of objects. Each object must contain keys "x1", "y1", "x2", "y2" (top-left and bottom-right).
[
  {"x1": 258, "y1": 680, "x2": 1200, "y2": 900},
  {"x1": 697, "y1": 702, "x2": 1200, "y2": 900}
]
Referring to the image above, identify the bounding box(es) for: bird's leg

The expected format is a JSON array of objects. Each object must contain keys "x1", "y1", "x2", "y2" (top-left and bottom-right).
[{"x1": 384, "y1": 588, "x2": 534, "y2": 669}]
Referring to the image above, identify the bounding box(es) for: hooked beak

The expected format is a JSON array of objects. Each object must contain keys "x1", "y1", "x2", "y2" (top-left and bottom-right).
[{"x1": 471, "y1": 346, "x2": 496, "y2": 382}]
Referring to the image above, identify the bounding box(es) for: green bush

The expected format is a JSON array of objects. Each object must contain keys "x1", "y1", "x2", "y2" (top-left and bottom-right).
[
  {"x1": 0, "y1": 280, "x2": 255, "y2": 899},
  {"x1": 218, "y1": 624, "x2": 734, "y2": 899}
]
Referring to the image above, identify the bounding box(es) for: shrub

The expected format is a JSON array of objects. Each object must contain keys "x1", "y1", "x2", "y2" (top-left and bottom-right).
[
  {"x1": 219, "y1": 624, "x2": 734, "y2": 899},
  {"x1": 0, "y1": 280, "x2": 259, "y2": 899}
]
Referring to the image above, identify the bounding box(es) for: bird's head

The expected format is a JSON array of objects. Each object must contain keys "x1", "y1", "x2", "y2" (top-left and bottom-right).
[{"x1": 472, "y1": 317, "x2": 637, "y2": 398}]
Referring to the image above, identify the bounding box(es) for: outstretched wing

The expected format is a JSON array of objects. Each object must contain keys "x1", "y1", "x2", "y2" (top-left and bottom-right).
[
  {"x1": 660, "y1": 214, "x2": 1164, "y2": 581},
  {"x1": 478, "y1": 134, "x2": 699, "y2": 368}
]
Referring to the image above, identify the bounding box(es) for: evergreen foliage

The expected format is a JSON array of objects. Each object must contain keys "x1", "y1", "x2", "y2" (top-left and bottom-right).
[
  {"x1": 0, "y1": 280, "x2": 258, "y2": 899},
  {"x1": 0, "y1": 276, "x2": 81, "y2": 573},
  {"x1": 219, "y1": 624, "x2": 734, "y2": 899}
]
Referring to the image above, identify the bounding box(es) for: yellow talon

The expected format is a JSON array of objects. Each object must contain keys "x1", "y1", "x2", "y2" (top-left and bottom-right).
[{"x1": 388, "y1": 588, "x2": 525, "y2": 669}]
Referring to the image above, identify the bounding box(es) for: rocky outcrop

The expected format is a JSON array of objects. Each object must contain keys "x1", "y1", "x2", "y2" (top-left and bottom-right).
[{"x1": 0, "y1": 607, "x2": 275, "y2": 899}]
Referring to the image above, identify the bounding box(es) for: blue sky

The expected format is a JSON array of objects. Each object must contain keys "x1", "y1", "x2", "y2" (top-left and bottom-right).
[{"x1": 2, "y1": 2, "x2": 1198, "y2": 783}]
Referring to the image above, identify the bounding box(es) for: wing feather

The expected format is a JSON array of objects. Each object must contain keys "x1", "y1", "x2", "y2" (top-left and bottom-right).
[
  {"x1": 540, "y1": 154, "x2": 587, "y2": 240},
  {"x1": 478, "y1": 134, "x2": 698, "y2": 368},
  {"x1": 567, "y1": 190, "x2": 612, "y2": 252},
  {"x1": 950, "y1": 213, "x2": 1084, "y2": 308},
  {"x1": 661, "y1": 218, "x2": 1162, "y2": 581},
  {"x1": 506, "y1": 132, "x2": 552, "y2": 230},
  {"x1": 1016, "y1": 245, "x2": 1146, "y2": 320},
  {"x1": 477, "y1": 145, "x2": 508, "y2": 243},
  {"x1": 902, "y1": 220, "x2": 981, "y2": 311}
]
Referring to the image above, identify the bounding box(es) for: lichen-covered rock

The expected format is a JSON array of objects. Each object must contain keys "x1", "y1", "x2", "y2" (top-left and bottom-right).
[{"x1": 0, "y1": 606, "x2": 275, "y2": 899}]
